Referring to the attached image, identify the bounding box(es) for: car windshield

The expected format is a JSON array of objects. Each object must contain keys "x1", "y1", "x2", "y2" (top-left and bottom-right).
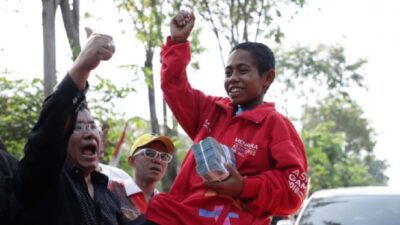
[{"x1": 298, "y1": 195, "x2": 400, "y2": 225}]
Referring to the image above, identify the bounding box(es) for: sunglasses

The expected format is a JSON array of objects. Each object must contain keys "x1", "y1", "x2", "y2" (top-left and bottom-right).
[{"x1": 133, "y1": 148, "x2": 173, "y2": 163}]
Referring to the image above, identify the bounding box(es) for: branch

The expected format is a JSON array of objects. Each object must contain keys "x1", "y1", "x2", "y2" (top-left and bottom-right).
[
  {"x1": 59, "y1": 0, "x2": 80, "y2": 60},
  {"x1": 254, "y1": 0, "x2": 264, "y2": 42},
  {"x1": 201, "y1": 0, "x2": 225, "y2": 67}
]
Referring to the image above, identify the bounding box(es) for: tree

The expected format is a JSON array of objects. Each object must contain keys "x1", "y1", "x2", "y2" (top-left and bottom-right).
[
  {"x1": 302, "y1": 95, "x2": 374, "y2": 155},
  {"x1": 117, "y1": 0, "x2": 200, "y2": 191},
  {"x1": 59, "y1": 0, "x2": 81, "y2": 60},
  {"x1": 42, "y1": 0, "x2": 80, "y2": 97},
  {"x1": 301, "y1": 95, "x2": 388, "y2": 193},
  {"x1": 277, "y1": 44, "x2": 366, "y2": 100},
  {"x1": 89, "y1": 75, "x2": 136, "y2": 121},
  {"x1": 0, "y1": 74, "x2": 135, "y2": 163},
  {"x1": 189, "y1": 0, "x2": 305, "y2": 65},
  {"x1": 117, "y1": 0, "x2": 171, "y2": 191},
  {"x1": 272, "y1": 44, "x2": 367, "y2": 117},
  {"x1": 118, "y1": 0, "x2": 166, "y2": 136},
  {"x1": 42, "y1": 0, "x2": 59, "y2": 97},
  {"x1": 188, "y1": 1, "x2": 366, "y2": 106},
  {"x1": 301, "y1": 121, "x2": 345, "y2": 192},
  {"x1": 0, "y1": 77, "x2": 43, "y2": 159}
]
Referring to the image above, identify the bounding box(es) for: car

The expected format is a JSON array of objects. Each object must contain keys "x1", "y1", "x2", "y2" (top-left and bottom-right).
[
  {"x1": 274, "y1": 216, "x2": 295, "y2": 225},
  {"x1": 294, "y1": 186, "x2": 400, "y2": 225}
]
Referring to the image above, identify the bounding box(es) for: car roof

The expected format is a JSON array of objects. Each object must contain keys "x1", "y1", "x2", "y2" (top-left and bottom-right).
[{"x1": 310, "y1": 186, "x2": 400, "y2": 198}]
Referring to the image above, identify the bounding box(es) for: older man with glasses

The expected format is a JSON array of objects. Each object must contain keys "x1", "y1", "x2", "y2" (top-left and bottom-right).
[
  {"x1": 107, "y1": 134, "x2": 175, "y2": 223},
  {"x1": 10, "y1": 29, "x2": 139, "y2": 225}
]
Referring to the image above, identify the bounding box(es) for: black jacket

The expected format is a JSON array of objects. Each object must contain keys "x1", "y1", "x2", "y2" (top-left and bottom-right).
[
  {"x1": 0, "y1": 149, "x2": 19, "y2": 225},
  {"x1": 11, "y1": 75, "x2": 128, "y2": 225},
  {"x1": 0, "y1": 149, "x2": 18, "y2": 176}
]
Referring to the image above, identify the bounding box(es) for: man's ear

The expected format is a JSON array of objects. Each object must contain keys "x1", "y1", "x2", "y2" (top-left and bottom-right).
[
  {"x1": 128, "y1": 156, "x2": 136, "y2": 167},
  {"x1": 262, "y1": 69, "x2": 275, "y2": 93}
]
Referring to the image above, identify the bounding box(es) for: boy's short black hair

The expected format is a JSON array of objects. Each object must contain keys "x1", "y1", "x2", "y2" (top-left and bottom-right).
[{"x1": 230, "y1": 42, "x2": 275, "y2": 75}]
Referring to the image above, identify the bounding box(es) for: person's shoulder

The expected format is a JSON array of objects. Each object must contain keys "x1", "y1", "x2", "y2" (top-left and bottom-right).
[
  {"x1": 262, "y1": 104, "x2": 290, "y2": 121},
  {"x1": 263, "y1": 109, "x2": 299, "y2": 132},
  {"x1": 215, "y1": 97, "x2": 235, "y2": 110}
]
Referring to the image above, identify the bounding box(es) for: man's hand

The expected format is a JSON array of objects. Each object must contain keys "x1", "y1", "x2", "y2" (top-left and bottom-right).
[
  {"x1": 170, "y1": 10, "x2": 195, "y2": 43},
  {"x1": 205, "y1": 164, "x2": 244, "y2": 197},
  {"x1": 69, "y1": 28, "x2": 115, "y2": 90}
]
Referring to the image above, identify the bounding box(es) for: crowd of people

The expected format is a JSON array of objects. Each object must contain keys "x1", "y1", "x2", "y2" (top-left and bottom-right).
[{"x1": 0, "y1": 10, "x2": 308, "y2": 225}]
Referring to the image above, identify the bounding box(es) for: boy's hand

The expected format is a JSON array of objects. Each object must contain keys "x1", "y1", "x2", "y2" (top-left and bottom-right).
[
  {"x1": 170, "y1": 10, "x2": 195, "y2": 43},
  {"x1": 205, "y1": 164, "x2": 244, "y2": 197}
]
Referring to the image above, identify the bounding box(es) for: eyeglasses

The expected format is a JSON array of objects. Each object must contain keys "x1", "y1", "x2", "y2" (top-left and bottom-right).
[
  {"x1": 73, "y1": 122, "x2": 99, "y2": 134},
  {"x1": 133, "y1": 148, "x2": 173, "y2": 163}
]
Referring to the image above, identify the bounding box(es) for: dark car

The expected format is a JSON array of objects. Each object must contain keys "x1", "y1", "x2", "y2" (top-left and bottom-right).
[{"x1": 294, "y1": 186, "x2": 400, "y2": 225}]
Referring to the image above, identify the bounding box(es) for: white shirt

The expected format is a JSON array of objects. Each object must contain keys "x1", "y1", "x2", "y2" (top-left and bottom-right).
[
  {"x1": 98, "y1": 163, "x2": 159, "y2": 197},
  {"x1": 98, "y1": 163, "x2": 131, "y2": 182}
]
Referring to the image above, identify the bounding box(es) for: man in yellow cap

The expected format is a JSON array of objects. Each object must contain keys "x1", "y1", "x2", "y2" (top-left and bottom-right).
[{"x1": 107, "y1": 133, "x2": 175, "y2": 223}]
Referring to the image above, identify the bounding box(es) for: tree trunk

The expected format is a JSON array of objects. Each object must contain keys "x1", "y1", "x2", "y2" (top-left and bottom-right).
[
  {"x1": 145, "y1": 52, "x2": 160, "y2": 135},
  {"x1": 59, "y1": 0, "x2": 81, "y2": 60},
  {"x1": 42, "y1": 0, "x2": 59, "y2": 97},
  {"x1": 161, "y1": 100, "x2": 178, "y2": 192}
]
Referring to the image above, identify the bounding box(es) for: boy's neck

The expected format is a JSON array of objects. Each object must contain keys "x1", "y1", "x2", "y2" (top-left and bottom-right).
[{"x1": 235, "y1": 105, "x2": 248, "y2": 115}]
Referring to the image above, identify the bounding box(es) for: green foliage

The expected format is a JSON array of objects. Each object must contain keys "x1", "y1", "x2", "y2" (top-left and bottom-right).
[
  {"x1": 302, "y1": 121, "x2": 345, "y2": 192},
  {"x1": 143, "y1": 66, "x2": 154, "y2": 88},
  {"x1": 83, "y1": 11, "x2": 91, "y2": 19},
  {"x1": 189, "y1": 27, "x2": 206, "y2": 70},
  {"x1": 70, "y1": 44, "x2": 81, "y2": 61},
  {"x1": 0, "y1": 77, "x2": 43, "y2": 159},
  {"x1": 301, "y1": 95, "x2": 388, "y2": 193},
  {"x1": 277, "y1": 44, "x2": 366, "y2": 98},
  {"x1": 89, "y1": 74, "x2": 136, "y2": 121},
  {"x1": 302, "y1": 95, "x2": 375, "y2": 154},
  {"x1": 0, "y1": 72, "x2": 137, "y2": 160},
  {"x1": 334, "y1": 156, "x2": 375, "y2": 187},
  {"x1": 117, "y1": 0, "x2": 172, "y2": 136},
  {"x1": 365, "y1": 154, "x2": 389, "y2": 185}
]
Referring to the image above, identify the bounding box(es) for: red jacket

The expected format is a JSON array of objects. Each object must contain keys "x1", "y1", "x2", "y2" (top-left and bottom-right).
[{"x1": 146, "y1": 38, "x2": 308, "y2": 225}]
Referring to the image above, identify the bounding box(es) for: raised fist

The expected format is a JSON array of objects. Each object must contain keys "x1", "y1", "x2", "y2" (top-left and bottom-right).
[{"x1": 170, "y1": 10, "x2": 195, "y2": 43}]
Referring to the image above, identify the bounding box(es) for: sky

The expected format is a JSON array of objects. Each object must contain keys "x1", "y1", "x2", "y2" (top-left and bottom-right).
[{"x1": 0, "y1": 0, "x2": 399, "y2": 187}]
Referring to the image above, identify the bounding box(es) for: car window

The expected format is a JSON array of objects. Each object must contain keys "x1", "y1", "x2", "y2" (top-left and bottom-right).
[{"x1": 298, "y1": 195, "x2": 400, "y2": 225}]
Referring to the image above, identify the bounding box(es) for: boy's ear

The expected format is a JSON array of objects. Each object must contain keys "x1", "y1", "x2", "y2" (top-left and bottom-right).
[{"x1": 262, "y1": 69, "x2": 275, "y2": 93}]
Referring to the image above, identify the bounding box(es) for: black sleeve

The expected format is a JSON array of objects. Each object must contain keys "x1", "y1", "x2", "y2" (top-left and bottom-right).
[
  {"x1": 0, "y1": 149, "x2": 19, "y2": 177},
  {"x1": 13, "y1": 75, "x2": 88, "y2": 203}
]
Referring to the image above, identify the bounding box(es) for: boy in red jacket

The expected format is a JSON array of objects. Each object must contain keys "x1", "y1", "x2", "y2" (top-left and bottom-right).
[{"x1": 145, "y1": 10, "x2": 308, "y2": 225}]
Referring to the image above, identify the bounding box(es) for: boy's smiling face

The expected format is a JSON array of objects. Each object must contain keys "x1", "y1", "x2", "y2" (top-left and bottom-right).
[{"x1": 224, "y1": 49, "x2": 274, "y2": 110}]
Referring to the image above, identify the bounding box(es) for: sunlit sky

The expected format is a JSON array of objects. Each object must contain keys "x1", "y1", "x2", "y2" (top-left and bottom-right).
[{"x1": 1, "y1": 0, "x2": 399, "y2": 187}]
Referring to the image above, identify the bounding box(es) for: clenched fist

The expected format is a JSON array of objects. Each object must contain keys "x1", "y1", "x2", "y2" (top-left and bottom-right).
[
  {"x1": 170, "y1": 10, "x2": 195, "y2": 43},
  {"x1": 69, "y1": 28, "x2": 115, "y2": 90}
]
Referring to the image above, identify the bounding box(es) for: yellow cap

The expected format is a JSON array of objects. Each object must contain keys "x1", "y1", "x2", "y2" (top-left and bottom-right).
[{"x1": 129, "y1": 133, "x2": 175, "y2": 156}]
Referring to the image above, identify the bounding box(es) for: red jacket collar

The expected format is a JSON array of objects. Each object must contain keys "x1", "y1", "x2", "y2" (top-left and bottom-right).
[{"x1": 215, "y1": 98, "x2": 276, "y2": 123}]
